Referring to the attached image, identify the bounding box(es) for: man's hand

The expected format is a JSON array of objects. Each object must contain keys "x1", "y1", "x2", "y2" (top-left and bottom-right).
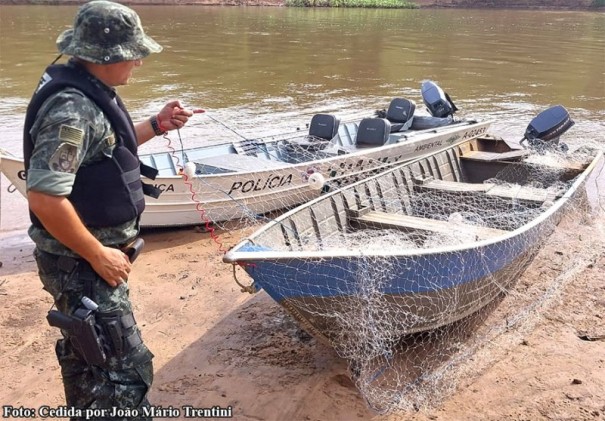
[
  {"x1": 135, "y1": 100, "x2": 196, "y2": 145},
  {"x1": 88, "y1": 246, "x2": 132, "y2": 288},
  {"x1": 156, "y1": 100, "x2": 194, "y2": 131}
]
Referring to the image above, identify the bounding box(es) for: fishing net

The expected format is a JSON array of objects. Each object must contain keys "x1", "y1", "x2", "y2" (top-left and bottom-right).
[
  {"x1": 147, "y1": 103, "x2": 605, "y2": 414},
  {"x1": 224, "y1": 141, "x2": 604, "y2": 414}
]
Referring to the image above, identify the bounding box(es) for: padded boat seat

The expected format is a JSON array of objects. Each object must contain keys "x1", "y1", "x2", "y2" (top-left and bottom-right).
[
  {"x1": 355, "y1": 118, "x2": 391, "y2": 148},
  {"x1": 308, "y1": 113, "x2": 340, "y2": 141},
  {"x1": 285, "y1": 113, "x2": 340, "y2": 154},
  {"x1": 386, "y1": 98, "x2": 415, "y2": 133},
  {"x1": 410, "y1": 115, "x2": 453, "y2": 130}
]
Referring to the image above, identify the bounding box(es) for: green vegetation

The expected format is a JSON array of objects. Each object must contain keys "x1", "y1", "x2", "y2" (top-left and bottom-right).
[
  {"x1": 591, "y1": 0, "x2": 605, "y2": 6},
  {"x1": 285, "y1": 0, "x2": 418, "y2": 8}
]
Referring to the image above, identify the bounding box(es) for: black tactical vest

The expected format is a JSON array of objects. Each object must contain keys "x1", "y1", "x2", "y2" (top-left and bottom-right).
[{"x1": 24, "y1": 62, "x2": 161, "y2": 228}]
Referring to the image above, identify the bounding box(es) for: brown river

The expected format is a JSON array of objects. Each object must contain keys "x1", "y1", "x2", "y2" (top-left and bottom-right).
[{"x1": 0, "y1": 6, "x2": 603, "y2": 232}]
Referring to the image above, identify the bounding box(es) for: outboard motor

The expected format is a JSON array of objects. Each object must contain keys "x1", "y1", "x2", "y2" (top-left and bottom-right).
[
  {"x1": 421, "y1": 80, "x2": 458, "y2": 118},
  {"x1": 308, "y1": 113, "x2": 340, "y2": 141},
  {"x1": 521, "y1": 105, "x2": 574, "y2": 152},
  {"x1": 386, "y1": 98, "x2": 415, "y2": 133},
  {"x1": 355, "y1": 118, "x2": 391, "y2": 148}
]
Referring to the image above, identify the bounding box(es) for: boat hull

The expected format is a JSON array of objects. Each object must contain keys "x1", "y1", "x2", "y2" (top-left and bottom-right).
[
  {"x1": 241, "y1": 219, "x2": 551, "y2": 347},
  {"x1": 225, "y1": 136, "x2": 603, "y2": 347}
]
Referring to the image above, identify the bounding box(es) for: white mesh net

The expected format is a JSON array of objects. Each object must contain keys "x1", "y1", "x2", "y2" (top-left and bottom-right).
[{"x1": 221, "y1": 137, "x2": 604, "y2": 414}]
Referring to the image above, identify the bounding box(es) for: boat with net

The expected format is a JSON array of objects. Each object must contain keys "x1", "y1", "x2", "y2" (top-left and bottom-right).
[
  {"x1": 1, "y1": 81, "x2": 490, "y2": 227},
  {"x1": 223, "y1": 105, "x2": 603, "y2": 349}
]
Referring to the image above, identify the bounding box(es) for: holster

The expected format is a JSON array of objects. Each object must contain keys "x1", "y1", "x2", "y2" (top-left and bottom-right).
[
  {"x1": 96, "y1": 310, "x2": 143, "y2": 360},
  {"x1": 47, "y1": 307, "x2": 107, "y2": 366}
]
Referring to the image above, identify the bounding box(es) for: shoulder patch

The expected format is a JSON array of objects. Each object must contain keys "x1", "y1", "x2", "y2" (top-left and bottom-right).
[
  {"x1": 58, "y1": 124, "x2": 84, "y2": 145},
  {"x1": 104, "y1": 134, "x2": 116, "y2": 148},
  {"x1": 49, "y1": 143, "x2": 79, "y2": 173}
]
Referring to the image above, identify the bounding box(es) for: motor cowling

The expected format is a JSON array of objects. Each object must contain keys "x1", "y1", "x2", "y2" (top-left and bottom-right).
[
  {"x1": 524, "y1": 105, "x2": 574, "y2": 144},
  {"x1": 421, "y1": 80, "x2": 458, "y2": 118}
]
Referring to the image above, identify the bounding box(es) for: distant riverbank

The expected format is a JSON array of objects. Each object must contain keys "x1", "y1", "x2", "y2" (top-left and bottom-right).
[{"x1": 1, "y1": 0, "x2": 604, "y2": 9}]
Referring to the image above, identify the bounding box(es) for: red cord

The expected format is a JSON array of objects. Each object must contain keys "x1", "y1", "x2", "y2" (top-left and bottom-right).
[
  {"x1": 182, "y1": 172, "x2": 227, "y2": 253},
  {"x1": 161, "y1": 118, "x2": 255, "y2": 270},
  {"x1": 162, "y1": 134, "x2": 227, "y2": 254}
]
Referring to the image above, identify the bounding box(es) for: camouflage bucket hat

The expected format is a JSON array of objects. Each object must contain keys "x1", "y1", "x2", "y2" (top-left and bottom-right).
[{"x1": 56, "y1": 0, "x2": 162, "y2": 64}]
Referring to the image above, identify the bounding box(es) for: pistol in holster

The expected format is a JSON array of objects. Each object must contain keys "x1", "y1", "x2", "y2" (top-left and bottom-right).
[{"x1": 47, "y1": 306, "x2": 106, "y2": 366}]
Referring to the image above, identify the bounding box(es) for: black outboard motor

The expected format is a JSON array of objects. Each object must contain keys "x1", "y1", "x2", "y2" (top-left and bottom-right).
[
  {"x1": 386, "y1": 98, "x2": 416, "y2": 133},
  {"x1": 521, "y1": 105, "x2": 574, "y2": 152},
  {"x1": 421, "y1": 80, "x2": 458, "y2": 118}
]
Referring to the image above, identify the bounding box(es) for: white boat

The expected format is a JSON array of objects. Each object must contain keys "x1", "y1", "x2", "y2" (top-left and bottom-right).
[{"x1": 1, "y1": 83, "x2": 491, "y2": 227}]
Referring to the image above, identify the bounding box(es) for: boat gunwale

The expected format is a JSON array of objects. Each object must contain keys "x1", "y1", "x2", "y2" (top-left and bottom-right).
[
  {"x1": 223, "y1": 149, "x2": 604, "y2": 263},
  {"x1": 139, "y1": 119, "x2": 492, "y2": 180}
]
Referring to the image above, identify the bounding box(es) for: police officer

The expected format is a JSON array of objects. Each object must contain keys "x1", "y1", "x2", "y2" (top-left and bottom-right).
[{"x1": 24, "y1": 1, "x2": 192, "y2": 416}]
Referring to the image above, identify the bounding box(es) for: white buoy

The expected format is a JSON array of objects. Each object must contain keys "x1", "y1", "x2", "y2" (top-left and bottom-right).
[
  {"x1": 308, "y1": 172, "x2": 326, "y2": 190},
  {"x1": 184, "y1": 161, "x2": 197, "y2": 179}
]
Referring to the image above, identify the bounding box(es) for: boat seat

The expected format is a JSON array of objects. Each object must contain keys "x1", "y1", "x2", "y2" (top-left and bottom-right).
[
  {"x1": 461, "y1": 149, "x2": 530, "y2": 162},
  {"x1": 355, "y1": 118, "x2": 391, "y2": 148},
  {"x1": 308, "y1": 114, "x2": 340, "y2": 141},
  {"x1": 410, "y1": 115, "x2": 453, "y2": 130},
  {"x1": 283, "y1": 114, "x2": 340, "y2": 155},
  {"x1": 413, "y1": 176, "x2": 559, "y2": 203},
  {"x1": 349, "y1": 209, "x2": 507, "y2": 240},
  {"x1": 484, "y1": 184, "x2": 560, "y2": 203},
  {"x1": 413, "y1": 176, "x2": 494, "y2": 193},
  {"x1": 386, "y1": 98, "x2": 415, "y2": 133}
]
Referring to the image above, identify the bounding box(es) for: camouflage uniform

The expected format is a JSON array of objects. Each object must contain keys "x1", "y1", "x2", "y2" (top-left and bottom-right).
[{"x1": 26, "y1": 1, "x2": 162, "y2": 418}]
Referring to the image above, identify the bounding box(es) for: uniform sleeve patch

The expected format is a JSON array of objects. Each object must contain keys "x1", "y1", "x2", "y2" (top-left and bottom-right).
[
  {"x1": 104, "y1": 134, "x2": 116, "y2": 147},
  {"x1": 58, "y1": 124, "x2": 84, "y2": 145},
  {"x1": 49, "y1": 143, "x2": 79, "y2": 173}
]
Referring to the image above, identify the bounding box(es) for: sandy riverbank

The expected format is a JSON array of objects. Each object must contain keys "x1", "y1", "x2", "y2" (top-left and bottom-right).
[{"x1": 1, "y1": 196, "x2": 604, "y2": 420}]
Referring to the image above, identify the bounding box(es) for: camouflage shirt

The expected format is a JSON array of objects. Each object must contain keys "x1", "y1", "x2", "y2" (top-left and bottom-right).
[{"x1": 27, "y1": 63, "x2": 138, "y2": 257}]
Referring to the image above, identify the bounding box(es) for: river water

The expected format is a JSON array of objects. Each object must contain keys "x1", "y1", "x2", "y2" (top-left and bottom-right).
[{"x1": 0, "y1": 6, "x2": 603, "y2": 232}]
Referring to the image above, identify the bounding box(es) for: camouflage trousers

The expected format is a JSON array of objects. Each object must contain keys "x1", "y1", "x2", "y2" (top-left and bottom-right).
[{"x1": 34, "y1": 248, "x2": 153, "y2": 421}]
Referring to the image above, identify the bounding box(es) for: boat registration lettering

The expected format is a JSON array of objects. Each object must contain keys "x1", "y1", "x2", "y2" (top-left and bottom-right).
[
  {"x1": 153, "y1": 183, "x2": 175, "y2": 192},
  {"x1": 462, "y1": 126, "x2": 487, "y2": 140},
  {"x1": 415, "y1": 140, "x2": 442, "y2": 152},
  {"x1": 228, "y1": 173, "x2": 293, "y2": 195}
]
